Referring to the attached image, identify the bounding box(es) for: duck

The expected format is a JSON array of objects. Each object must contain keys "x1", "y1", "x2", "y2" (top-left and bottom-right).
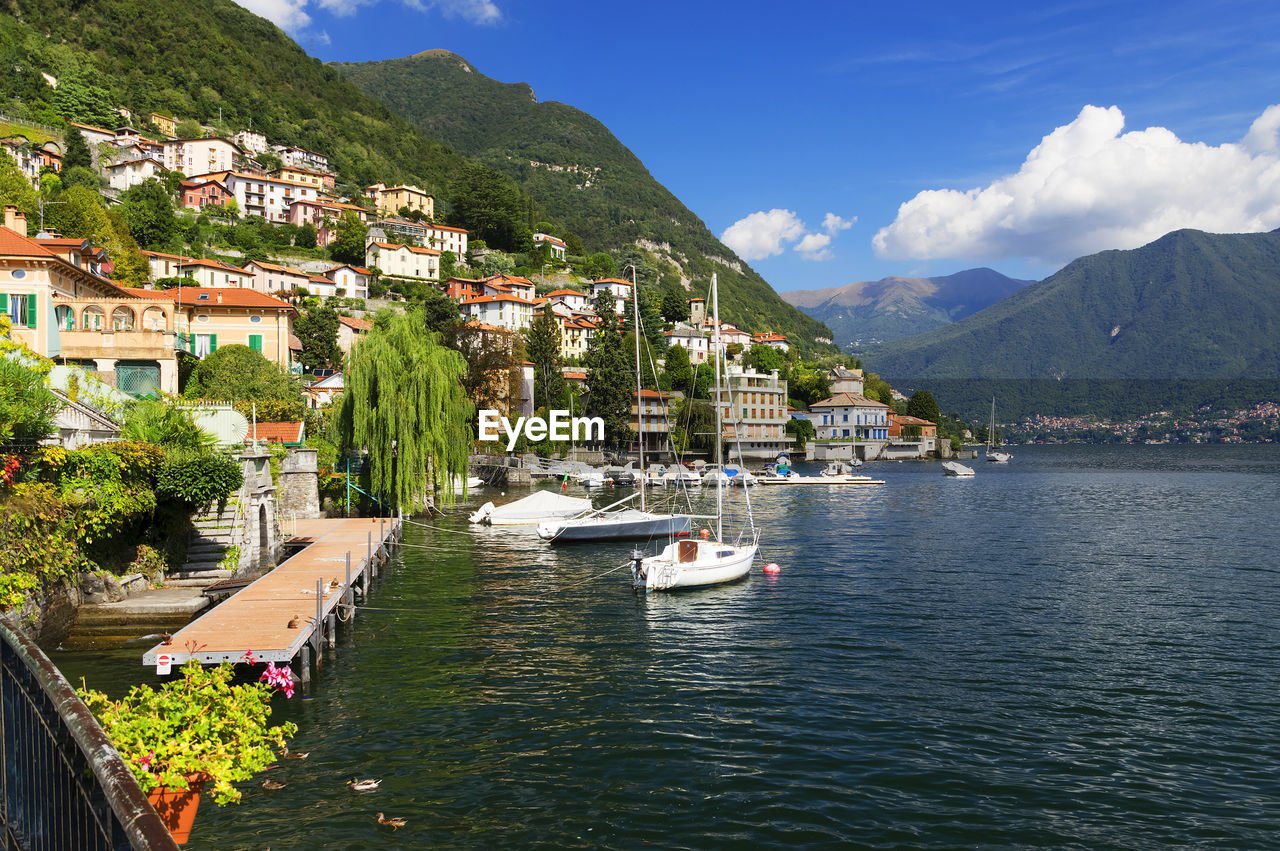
[
  {"x1": 261, "y1": 779, "x2": 287, "y2": 790},
  {"x1": 281, "y1": 747, "x2": 309, "y2": 760},
  {"x1": 287, "y1": 615, "x2": 301, "y2": 629},
  {"x1": 348, "y1": 778, "x2": 381, "y2": 792},
  {"x1": 376, "y1": 813, "x2": 407, "y2": 831}
]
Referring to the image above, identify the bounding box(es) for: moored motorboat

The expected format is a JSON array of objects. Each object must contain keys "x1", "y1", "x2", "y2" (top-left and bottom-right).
[
  {"x1": 469, "y1": 490, "x2": 593, "y2": 525},
  {"x1": 942, "y1": 461, "x2": 976, "y2": 477}
]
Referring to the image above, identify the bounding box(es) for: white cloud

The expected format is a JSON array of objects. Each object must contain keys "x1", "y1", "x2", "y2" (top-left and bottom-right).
[
  {"x1": 722, "y1": 209, "x2": 855, "y2": 261},
  {"x1": 721, "y1": 209, "x2": 807, "y2": 260},
  {"x1": 232, "y1": 0, "x2": 501, "y2": 33},
  {"x1": 873, "y1": 104, "x2": 1280, "y2": 266},
  {"x1": 234, "y1": 0, "x2": 312, "y2": 30}
]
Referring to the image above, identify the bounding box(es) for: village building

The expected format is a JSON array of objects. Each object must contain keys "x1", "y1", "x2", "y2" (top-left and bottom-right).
[
  {"x1": 687, "y1": 296, "x2": 706, "y2": 326},
  {"x1": 715, "y1": 366, "x2": 791, "y2": 460},
  {"x1": 303, "y1": 372, "x2": 344, "y2": 408},
  {"x1": 374, "y1": 218, "x2": 425, "y2": 245},
  {"x1": 884, "y1": 413, "x2": 939, "y2": 459},
  {"x1": 424, "y1": 223, "x2": 468, "y2": 256},
  {"x1": 177, "y1": 258, "x2": 253, "y2": 289},
  {"x1": 273, "y1": 145, "x2": 329, "y2": 172},
  {"x1": 271, "y1": 165, "x2": 335, "y2": 191},
  {"x1": 148, "y1": 113, "x2": 176, "y2": 137},
  {"x1": 141, "y1": 250, "x2": 184, "y2": 281},
  {"x1": 632, "y1": 388, "x2": 676, "y2": 454},
  {"x1": 177, "y1": 176, "x2": 233, "y2": 211},
  {"x1": 829, "y1": 364, "x2": 865, "y2": 396},
  {"x1": 192, "y1": 171, "x2": 319, "y2": 223},
  {"x1": 242, "y1": 259, "x2": 310, "y2": 295},
  {"x1": 336, "y1": 315, "x2": 372, "y2": 354},
  {"x1": 445, "y1": 277, "x2": 486, "y2": 301},
  {"x1": 664, "y1": 325, "x2": 710, "y2": 363},
  {"x1": 327, "y1": 264, "x2": 371, "y2": 299},
  {"x1": 105, "y1": 158, "x2": 166, "y2": 192},
  {"x1": 460, "y1": 293, "x2": 535, "y2": 331},
  {"x1": 802, "y1": 392, "x2": 892, "y2": 462},
  {"x1": 366, "y1": 241, "x2": 440, "y2": 281},
  {"x1": 2, "y1": 206, "x2": 181, "y2": 396},
  {"x1": 590, "y1": 278, "x2": 632, "y2": 314},
  {"x1": 481, "y1": 273, "x2": 535, "y2": 301},
  {"x1": 545, "y1": 288, "x2": 590, "y2": 313},
  {"x1": 232, "y1": 129, "x2": 268, "y2": 155},
  {"x1": 162, "y1": 138, "x2": 242, "y2": 175},
  {"x1": 751, "y1": 331, "x2": 789, "y2": 352},
  {"x1": 365, "y1": 183, "x2": 434, "y2": 218},
  {"x1": 532, "y1": 232, "x2": 567, "y2": 260},
  {"x1": 305, "y1": 274, "x2": 337, "y2": 299},
  {"x1": 121, "y1": 286, "x2": 297, "y2": 369}
]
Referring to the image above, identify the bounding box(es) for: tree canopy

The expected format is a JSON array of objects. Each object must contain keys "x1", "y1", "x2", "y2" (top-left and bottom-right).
[
  {"x1": 117, "y1": 179, "x2": 179, "y2": 251},
  {"x1": 294, "y1": 304, "x2": 342, "y2": 371},
  {"x1": 906, "y1": 390, "x2": 940, "y2": 424},
  {"x1": 328, "y1": 211, "x2": 368, "y2": 266},
  {"x1": 584, "y1": 290, "x2": 632, "y2": 444},
  {"x1": 333, "y1": 310, "x2": 474, "y2": 510},
  {"x1": 183, "y1": 345, "x2": 303, "y2": 407}
]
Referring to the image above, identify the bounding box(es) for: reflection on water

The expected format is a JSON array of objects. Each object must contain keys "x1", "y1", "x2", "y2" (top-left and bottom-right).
[{"x1": 52, "y1": 444, "x2": 1280, "y2": 848}]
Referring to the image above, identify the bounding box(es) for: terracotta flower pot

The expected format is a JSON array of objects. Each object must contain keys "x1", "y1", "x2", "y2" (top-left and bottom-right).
[{"x1": 146, "y1": 774, "x2": 208, "y2": 845}]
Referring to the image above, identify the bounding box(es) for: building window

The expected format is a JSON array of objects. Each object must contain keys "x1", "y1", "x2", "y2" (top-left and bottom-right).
[
  {"x1": 195, "y1": 333, "x2": 216, "y2": 357},
  {"x1": 2, "y1": 293, "x2": 35, "y2": 328},
  {"x1": 248, "y1": 334, "x2": 263, "y2": 353}
]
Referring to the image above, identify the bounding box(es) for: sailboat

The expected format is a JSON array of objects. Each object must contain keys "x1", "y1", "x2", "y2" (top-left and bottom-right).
[
  {"x1": 986, "y1": 397, "x2": 1012, "y2": 463},
  {"x1": 630, "y1": 273, "x2": 759, "y2": 592},
  {"x1": 537, "y1": 267, "x2": 692, "y2": 543}
]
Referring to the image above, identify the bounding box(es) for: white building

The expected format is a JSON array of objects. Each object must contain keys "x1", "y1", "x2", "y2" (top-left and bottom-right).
[
  {"x1": 533, "y1": 232, "x2": 566, "y2": 260},
  {"x1": 273, "y1": 145, "x2": 329, "y2": 172},
  {"x1": 460, "y1": 293, "x2": 535, "y2": 331},
  {"x1": 424, "y1": 223, "x2": 468, "y2": 257},
  {"x1": 104, "y1": 158, "x2": 166, "y2": 192},
  {"x1": 162, "y1": 138, "x2": 242, "y2": 176},
  {"x1": 366, "y1": 241, "x2": 440, "y2": 281},
  {"x1": 806, "y1": 392, "x2": 890, "y2": 442},
  {"x1": 751, "y1": 331, "x2": 789, "y2": 352},
  {"x1": 241, "y1": 259, "x2": 311, "y2": 295},
  {"x1": 177, "y1": 259, "x2": 253, "y2": 289},
  {"x1": 664, "y1": 325, "x2": 710, "y2": 363},
  {"x1": 545, "y1": 288, "x2": 590, "y2": 313},
  {"x1": 233, "y1": 129, "x2": 268, "y2": 155},
  {"x1": 482, "y1": 274, "x2": 535, "y2": 301},
  {"x1": 197, "y1": 171, "x2": 319, "y2": 223},
  {"x1": 591, "y1": 278, "x2": 631, "y2": 314},
  {"x1": 327, "y1": 264, "x2": 371, "y2": 299}
]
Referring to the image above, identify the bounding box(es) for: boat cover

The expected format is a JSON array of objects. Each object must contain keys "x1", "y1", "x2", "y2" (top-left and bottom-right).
[{"x1": 469, "y1": 490, "x2": 593, "y2": 524}]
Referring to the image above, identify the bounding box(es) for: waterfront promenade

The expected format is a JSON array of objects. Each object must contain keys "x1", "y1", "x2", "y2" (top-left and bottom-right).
[{"x1": 141, "y1": 517, "x2": 401, "y2": 681}]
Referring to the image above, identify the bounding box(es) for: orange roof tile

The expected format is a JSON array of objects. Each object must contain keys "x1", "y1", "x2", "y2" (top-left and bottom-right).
[
  {"x1": 244, "y1": 422, "x2": 303, "y2": 444},
  {"x1": 118, "y1": 286, "x2": 295, "y2": 310},
  {"x1": 337, "y1": 316, "x2": 372, "y2": 332},
  {"x1": 461, "y1": 293, "x2": 536, "y2": 306},
  {"x1": 547, "y1": 289, "x2": 586, "y2": 298}
]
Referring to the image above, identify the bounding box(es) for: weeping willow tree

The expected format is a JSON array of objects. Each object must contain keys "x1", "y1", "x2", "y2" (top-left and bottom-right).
[{"x1": 333, "y1": 310, "x2": 474, "y2": 512}]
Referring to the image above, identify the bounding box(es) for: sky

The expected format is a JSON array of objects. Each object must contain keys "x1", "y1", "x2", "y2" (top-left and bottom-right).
[{"x1": 235, "y1": 0, "x2": 1280, "y2": 292}]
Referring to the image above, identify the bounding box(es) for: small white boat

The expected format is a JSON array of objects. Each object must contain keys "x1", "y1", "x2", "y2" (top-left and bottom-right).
[
  {"x1": 942, "y1": 461, "x2": 976, "y2": 478},
  {"x1": 632, "y1": 536, "x2": 757, "y2": 591},
  {"x1": 986, "y1": 451, "x2": 1012, "y2": 463},
  {"x1": 662, "y1": 464, "x2": 700, "y2": 487},
  {"x1": 469, "y1": 490, "x2": 593, "y2": 525},
  {"x1": 985, "y1": 397, "x2": 1012, "y2": 463},
  {"x1": 575, "y1": 470, "x2": 610, "y2": 488},
  {"x1": 538, "y1": 507, "x2": 691, "y2": 542}
]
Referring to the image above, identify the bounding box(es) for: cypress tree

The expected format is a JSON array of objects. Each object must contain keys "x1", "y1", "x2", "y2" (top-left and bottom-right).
[
  {"x1": 334, "y1": 310, "x2": 473, "y2": 510},
  {"x1": 62, "y1": 128, "x2": 93, "y2": 171}
]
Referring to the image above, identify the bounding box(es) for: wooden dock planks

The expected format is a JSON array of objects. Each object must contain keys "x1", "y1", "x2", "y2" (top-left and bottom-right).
[{"x1": 142, "y1": 517, "x2": 399, "y2": 668}]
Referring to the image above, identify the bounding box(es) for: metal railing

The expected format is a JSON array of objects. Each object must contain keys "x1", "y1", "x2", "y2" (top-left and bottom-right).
[{"x1": 0, "y1": 617, "x2": 178, "y2": 851}]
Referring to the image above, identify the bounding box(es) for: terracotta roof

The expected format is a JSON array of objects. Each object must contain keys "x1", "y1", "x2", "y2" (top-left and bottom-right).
[
  {"x1": 562, "y1": 371, "x2": 587, "y2": 380},
  {"x1": 67, "y1": 122, "x2": 113, "y2": 135},
  {"x1": 327, "y1": 264, "x2": 371, "y2": 276},
  {"x1": 752, "y1": 332, "x2": 788, "y2": 342},
  {"x1": 141, "y1": 250, "x2": 184, "y2": 261},
  {"x1": 118, "y1": 286, "x2": 295, "y2": 310},
  {"x1": 890, "y1": 414, "x2": 936, "y2": 426},
  {"x1": 429, "y1": 224, "x2": 468, "y2": 234},
  {"x1": 547, "y1": 289, "x2": 585, "y2": 298},
  {"x1": 809, "y1": 392, "x2": 889, "y2": 410},
  {"x1": 406, "y1": 245, "x2": 440, "y2": 256},
  {"x1": 244, "y1": 421, "x2": 303, "y2": 444},
  {"x1": 289, "y1": 334, "x2": 303, "y2": 351},
  {"x1": 337, "y1": 316, "x2": 372, "y2": 332},
  {"x1": 592, "y1": 278, "x2": 633, "y2": 287},
  {"x1": 635, "y1": 389, "x2": 672, "y2": 399},
  {"x1": 461, "y1": 293, "x2": 536, "y2": 306},
  {"x1": 244, "y1": 259, "x2": 308, "y2": 276},
  {"x1": 178, "y1": 258, "x2": 250, "y2": 274},
  {"x1": 688, "y1": 297, "x2": 705, "y2": 302},
  {"x1": 462, "y1": 320, "x2": 507, "y2": 333},
  {"x1": 0, "y1": 228, "x2": 131, "y2": 296}
]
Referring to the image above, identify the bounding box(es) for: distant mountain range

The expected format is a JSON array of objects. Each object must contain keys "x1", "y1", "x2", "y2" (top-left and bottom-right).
[
  {"x1": 782, "y1": 268, "x2": 1034, "y2": 348},
  {"x1": 868, "y1": 229, "x2": 1280, "y2": 380},
  {"x1": 332, "y1": 50, "x2": 834, "y2": 353}
]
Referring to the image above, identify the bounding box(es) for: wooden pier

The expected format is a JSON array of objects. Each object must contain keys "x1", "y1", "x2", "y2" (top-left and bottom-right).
[{"x1": 141, "y1": 516, "x2": 402, "y2": 683}]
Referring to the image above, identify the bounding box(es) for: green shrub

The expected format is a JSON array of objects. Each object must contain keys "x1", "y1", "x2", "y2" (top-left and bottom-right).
[{"x1": 157, "y1": 450, "x2": 243, "y2": 511}]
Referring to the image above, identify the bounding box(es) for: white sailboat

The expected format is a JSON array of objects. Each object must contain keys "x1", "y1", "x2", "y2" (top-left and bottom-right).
[
  {"x1": 537, "y1": 266, "x2": 692, "y2": 543},
  {"x1": 631, "y1": 273, "x2": 758, "y2": 592},
  {"x1": 986, "y1": 396, "x2": 1012, "y2": 463}
]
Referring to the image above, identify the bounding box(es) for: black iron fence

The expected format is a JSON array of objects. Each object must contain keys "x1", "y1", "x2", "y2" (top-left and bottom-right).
[{"x1": 0, "y1": 617, "x2": 177, "y2": 851}]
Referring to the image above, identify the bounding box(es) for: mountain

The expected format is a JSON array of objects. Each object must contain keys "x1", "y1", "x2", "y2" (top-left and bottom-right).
[
  {"x1": 0, "y1": 0, "x2": 475, "y2": 199},
  {"x1": 332, "y1": 51, "x2": 835, "y2": 354},
  {"x1": 869, "y1": 229, "x2": 1280, "y2": 380},
  {"x1": 782, "y1": 268, "x2": 1033, "y2": 348}
]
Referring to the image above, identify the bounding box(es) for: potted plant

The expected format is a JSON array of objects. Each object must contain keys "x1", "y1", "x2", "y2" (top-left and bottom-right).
[{"x1": 78, "y1": 652, "x2": 297, "y2": 844}]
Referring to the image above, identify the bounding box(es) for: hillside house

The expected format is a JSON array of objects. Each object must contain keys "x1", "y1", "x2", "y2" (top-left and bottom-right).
[
  {"x1": 665, "y1": 325, "x2": 710, "y2": 363},
  {"x1": 337, "y1": 315, "x2": 372, "y2": 354},
  {"x1": 122, "y1": 286, "x2": 297, "y2": 369},
  {"x1": 533, "y1": 232, "x2": 566, "y2": 260},
  {"x1": 105, "y1": 158, "x2": 166, "y2": 192},
  {"x1": 715, "y1": 366, "x2": 791, "y2": 460},
  {"x1": 178, "y1": 177, "x2": 232, "y2": 211},
  {"x1": 365, "y1": 183, "x2": 434, "y2": 218},
  {"x1": 545, "y1": 288, "x2": 590, "y2": 313},
  {"x1": 751, "y1": 331, "x2": 789, "y2": 352},
  {"x1": 327, "y1": 264, "x2": 371, "y2": 299},
  {"x1": 367, "y1": 241, "x2": 440, "y2": 280},
  {"x1": 242, "y1": 259, "x2": 310, "y2": 295},
  {"x1": 177, "y1": 258, "x2": 253, "y2": 289},
  {"x1": 273, "y1": 146, "x2": 329, "y2": 172},
  {"x1": 162, "y1": 138, "x2": 242, "y2": 175},
  {"x1": 460, "y1": 293, "x2": 535, "y2": 331},
  {"x1": 590, "y1": 278, "x2": 632, "y2": 314}
]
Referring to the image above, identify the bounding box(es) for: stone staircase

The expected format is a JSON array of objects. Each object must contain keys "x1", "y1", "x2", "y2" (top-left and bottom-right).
[{"x1": 165, "y1": 501, "x2": 244, "y2": 589}]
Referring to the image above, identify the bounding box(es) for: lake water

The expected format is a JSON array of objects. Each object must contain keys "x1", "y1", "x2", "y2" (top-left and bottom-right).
[{"x1": 54, "y1": 444, "x2": 1280, "y2": 848}]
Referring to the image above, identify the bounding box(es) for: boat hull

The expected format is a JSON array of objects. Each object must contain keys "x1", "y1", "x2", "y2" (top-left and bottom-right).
[
  {"x1": 537, "y1": 513, "x2": 692, "y2": 542},
  {"x1": 635, "y1": 541, "x2": 758, "y2": 592}
]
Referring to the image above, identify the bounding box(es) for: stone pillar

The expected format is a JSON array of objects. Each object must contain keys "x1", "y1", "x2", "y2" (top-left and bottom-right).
[
  {"x1": 158, "y1": 357, "x2": 178, "y2": 395},
  {"x1": 278, "y1": 449, "x2": 320, "y2": 520}
]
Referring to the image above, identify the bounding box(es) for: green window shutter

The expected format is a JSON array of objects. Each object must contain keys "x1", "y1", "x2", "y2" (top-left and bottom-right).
[
  {"x1": 249, "y1": 334, "x2": 262, "y2": 353},
  {"x1": 26, "y1": 293, "x2": 37, "y2": 328},
  {"x1": 0, "y1": 294, "x2": 7, "y2": 315},
  {"x1": 210, "y1": 334, "x2": 217, "y2": 352}
]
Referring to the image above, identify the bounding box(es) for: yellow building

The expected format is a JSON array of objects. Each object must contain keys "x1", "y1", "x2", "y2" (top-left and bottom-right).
[
  {"x1": 122, "y1": 286, "x2": 297, "y2": 369},
  {"x1": 149, "y1": 113, "x2": 176, "y2": 137},
  {"x1": 365, "y1": 182, "x2": 434, "y2": 218}
]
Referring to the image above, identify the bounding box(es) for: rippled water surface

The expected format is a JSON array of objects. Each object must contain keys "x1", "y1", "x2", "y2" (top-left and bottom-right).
[{"x1": 56, "y1": 444, "x2": 1280, "y2": 848}]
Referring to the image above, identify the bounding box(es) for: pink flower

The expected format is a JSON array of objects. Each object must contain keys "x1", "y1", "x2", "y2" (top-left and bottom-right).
[
  {"x1": 242, "y1": 649, "x2": 258, "y2": 665},
  {"x1": 260, "y1": 662, "x2": 295, "y2": 698},
  {"x1": 139, "y1": 750, "x2": 155, "y2": 771}
]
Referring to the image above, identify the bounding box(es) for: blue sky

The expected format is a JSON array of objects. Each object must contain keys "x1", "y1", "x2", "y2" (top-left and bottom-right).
[{"x1": 238, "y1": 0, "x2": 1280, "y2": 292}]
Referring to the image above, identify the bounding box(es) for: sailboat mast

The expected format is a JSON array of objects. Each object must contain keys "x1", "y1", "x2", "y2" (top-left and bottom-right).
[
  {"x1": 712, "y1": 273, "x2": 723, "y2": 543},
  {"x1": 631, "y1": 266, "x2": 645, "y2": 512},
  {"x1": 989, "y1": 396, "x2": 995, "y2": 451}
]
